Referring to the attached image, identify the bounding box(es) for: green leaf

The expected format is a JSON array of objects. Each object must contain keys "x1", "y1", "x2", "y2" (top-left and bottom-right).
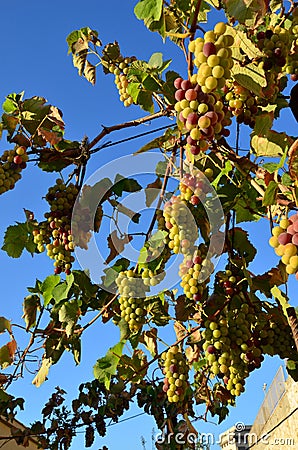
[
  {"x1": 41, "y1": 275, "x2": 61, "y2": 306},
  {"x1": 271, "y1": 286, "x2": 290, "y2": 316},
  {"x1": 262, "y1": 180, "x2": 278, "y2": 206},
  {"x1": 22, "y1": 295, "x2": 40, "y2": 331},
  {"x1": 93, "y1": 341, "x2": 125, "y2": 389},
  {"x1": 52, "y1": 273, "x2": 74, "y2": 303},
  {"x1": 281, "y1": 173, "x2": 292, "y2": 187},
  {"x1": 0, "y1": 345, "x2": 12, "y2": 369},
  {"x1": 137, "y1": 90, "x2": 154, "y2": 113},
  {"x1": 58, "y1": 300, "x2": 80, "y2": 337},
  {"x1": 254, "y1": 114, "x2": 274, "y2": 136},
  {"x1": 2, "y1": 222, "x2": 36, "y2": 258},
  {"x1": 145, "y1": 177, "x2": 162, "y2": 206},
  {"x1": 32, "y1": 358, "x2": 52, "y2": 387},
  {"x1": 0, "y1": 317, "x2": 11, "y2": 334},
  {"x1": 222, "y1": 0, "x2": 269, "y2": 26},
  {"x1": 2, "y1": 98, "x2": 18, "y2": 114},
  {"x1": 134, "y1": 0, "x2": 163, "y2": 22},
  {"x1": 228, "y1": 227, "x2": 257, "y2": 264},
  {"x1": 212, "y1": 161, "x2": 233, "y2": 189},
  {"x1": 102, "y1": 258, "x2": 130, "y2": 288},
  {"x1": 251, "y1": 131, "x2": 291, "y2": 157},
  {"x1": 112, "y1": 174, "x2": 142, "y2": 196}
]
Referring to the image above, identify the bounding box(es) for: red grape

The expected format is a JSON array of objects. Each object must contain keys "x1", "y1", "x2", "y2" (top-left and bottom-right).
[{"x1": 277, "y1": 232, "x2": 292, "y2": 245}]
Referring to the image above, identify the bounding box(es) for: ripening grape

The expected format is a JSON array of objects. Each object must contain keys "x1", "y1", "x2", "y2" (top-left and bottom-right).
[
  {"x1": 33, "y1": 179, "x2": 80, "y2": 274},
  {"x1": 116, "y1": 270, "x2": 149, "y2": 332},
  {"x1": 161, "y1": 346, "x2": 189, "y2": 404},
  {"x1": 0, "y1": 146, "x2": 28, "y2": 195},
  {"x1": 269, "y1": 212, "x2": 298, "y2": 278}
]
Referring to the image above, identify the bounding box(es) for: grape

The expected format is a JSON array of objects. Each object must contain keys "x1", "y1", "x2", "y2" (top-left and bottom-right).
[
  {"x1": 278, "y1": 232, "x2": 292, "y2": 245},
  {"x1": 0, "y1": 146, "x2": 28, "y2": 195},
  {"x1": 162, "y1": 347, "x2": 189, "y2": 404},
  {"x1": 33, "y1": 180, "x2": 85, "y2": 274},
  {"x1": 292, "y1": 233, "x2": 298, "y2": 246},
  {"x1": 203, "y1": 42, "x2": 216, "y2": 57}
]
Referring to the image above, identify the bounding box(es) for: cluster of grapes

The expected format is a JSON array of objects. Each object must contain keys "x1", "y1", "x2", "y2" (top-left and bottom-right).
[
  {"x1": 161, "y1": 346, "x2": 189, "y2": 404},
  {"x1": 189, "y1": 22, "x2": 234, "y2": 93},
  {"x1": 0, "y1": 146, "x2": 28, "y2": 195},
  {"x1": 223, "y1": 81, "x2": 258, "y2": 127},
  {"x1": 102, "y1": 45, "x2": 136, "y2": 107},
  {"x1": 33, "y1": 180, "x2": 79, "y2": 274},
  {"x1": 256, "y1": 16, "x2": 298, "y2": 81},
  {"x1": 179, "y1": 244, "x2": 212, "y2": 302},
  {"x1": 116, "y1": 270, "x2": 149, "y2": 332},
  {"x1": 268, "y1": 214, "x2": 298, "y2": 278},
  {"x1": 162, "y1": 196, "x2": 198, "y2": 254},
  {"x1": 174, "y1": 78, "x2": 231, "y2": 156},
  {"x1": 258, "y1": 310, "x2": 297, "y2": 360},
  {"x1": 179, "y1": 171, "x2": 209, "y2": 205}
]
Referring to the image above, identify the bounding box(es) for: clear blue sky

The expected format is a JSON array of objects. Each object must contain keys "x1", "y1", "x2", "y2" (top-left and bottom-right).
[{"x1": 0, "y1": 1, "x2": 297, "y2": 449}]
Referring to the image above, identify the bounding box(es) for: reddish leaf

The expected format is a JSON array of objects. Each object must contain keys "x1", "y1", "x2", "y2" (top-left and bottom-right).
[
  {"x1": 38, "y1": 128, "x2": 63, "y2": 146},
  {"x1": 105, "y1": 230, "x2": 132, "y2": 265},
  {"x1": 288, "y1": 139, "x2": 298, "y2": 183}
]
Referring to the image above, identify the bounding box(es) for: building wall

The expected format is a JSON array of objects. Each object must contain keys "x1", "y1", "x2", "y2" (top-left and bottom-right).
[
  {"x1": 249, "y1": 374, "x2": 298, "y2": 450},
  {"x1": 0, "y1": 418, "x2": 41, "y2": 449}
]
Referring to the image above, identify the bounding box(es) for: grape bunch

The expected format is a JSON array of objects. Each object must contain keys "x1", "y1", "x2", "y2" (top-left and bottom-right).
[
  {"x1": 116, "y1": 270, "x2": 149, "y2": 332},
  {"x1": 162, "y1": 195, "x2": 198, "y2": 254},
  {"x1": 161, "y1": 346, "x2": 189, "y2": 404},
  {"x1": 101, "y1": 43, "x2": 136, "y2": 107},
  {"x1": 0, "y1": 146, "x2": 28, "y2": 195},
  {"x1": 268, "y1": 213, "x2": 298, "y2": 278},
  {"x1": 179, "y1": 244, "x2": 212, "y2": 302},
  {"x1": 189, "y1": 22, "x2": 234, "y2": 93},
  {"x1": 174, "y1": 78, "x2": 231, "y2": 156},
  {"x1": 223, "y1": 81, "x2": 258, "y2": 127},
  {"x1": 256, "y1": 18, "x2": 298, "y2": 81},
  {"x1": 179, "y1": 171, "x2": 209, "y2": 205},
  {"x1": 33, "y1": 179, "x2": 79, "y2": 274},
  {"x1": 258, "y1": 309, "x2": 297, "y2": 360}
]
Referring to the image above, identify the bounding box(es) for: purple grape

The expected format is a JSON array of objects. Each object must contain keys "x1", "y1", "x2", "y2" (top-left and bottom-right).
[
  {"x1": 278, "y1": 232, "x2": 292, "y2": 245},
  {"x1": 181, "y1": 79, "x2": 192, "y2": 90},
  {"x1": 175, "y1": 89, "x2": 185, "y2": 101},
  {"x1": 187, "y1": 112, "x2": 199, "y2": 125},
  {"x1": 174, "y1": 77, "x2": 183, "y2": 89},
  {"x1": 287, "y1": 224, "x2": 295, "y2": 235},
  {"x1": 205, "y1": 111, "x2": 218, "y2": 125},
  {"x1": 292, "y1": 233, "x2": 298, "y2": 246},
  {"x1": 203, "y1": 42, "x2": 216, "y2": 57}
]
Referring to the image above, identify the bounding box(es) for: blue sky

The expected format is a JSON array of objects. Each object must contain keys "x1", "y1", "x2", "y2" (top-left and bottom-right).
[{"x1": 0, "y1": 1, "x2": 297, "y2": 449}]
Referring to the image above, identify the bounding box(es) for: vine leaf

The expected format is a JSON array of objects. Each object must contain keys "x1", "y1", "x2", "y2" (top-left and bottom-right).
[
  {"x1": 0, "y1": 340, "x2": 17, "y2": 369},
  {"x1": 32, "y1": 358, "x2": 52, "y2": 387},
  {"x1": 288, "y1": 139, "x2": 298, "y2": 183},
  {"x1": 93, "y1": 341, "x2": 125, "y2": 389},
  {"x1": 145, "y1": 177, "x2": 162, "y2": 206},
  {"x1": 22, "y1": 295, "x2": 41, "y2": 331},
  {"x1": 251, "y1": 130, "x2": 293, "y2": 157},
  {"x1": 262, "y1": 180, "x2": 278, "y2": 206},
  {"x1": 0, "y1": 317, "x2": 11, "y2": 334},
  {"x1": 41, "y1": 275, "x2": 61, "y2": 306},
  {"x1": 58, "y1": 300, "x2": 80, "y2": 337},
  {"x1": 141, "y1": 328, "x2": 158, "y2": 356},
  {"x1": 2, "y1": 222, "x2": 36, "y2": 258},
  {"x1": 222, "y1": 0, "x2": 269, "y2": 27},
  {"x1": 112, "y1": 175, "x2": 142, "y2": 196},
  {"x1": 84, "y1": 61, "x2": 96, "y2": 85},
  {"x1": 105, "y1": 231, "x2": 132, "y2": 265},
  {"x1": 134, "y1": 0, "x2": 163, "y2": 22},
  {"x1": 52, "y1": 274, "x2": 74, "y2": 303},
  {"x1": 227, "y1": 227, "x2": 257, "y2": 264}
]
